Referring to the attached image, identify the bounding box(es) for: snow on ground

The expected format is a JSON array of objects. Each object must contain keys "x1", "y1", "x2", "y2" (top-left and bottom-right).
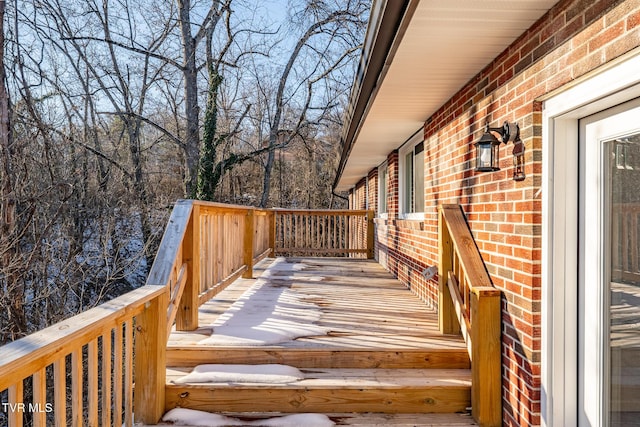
[
  {"x1": 256, "y1": 414, "x2": 335, "y2": 427},
  {"x1": 162, "y1": 409, "x2": 244, "y2": 426},
  {"x1": 172, "y1": 364, "x2": 304, "y2": 384},
  {"x1": 198, "y1": 258, "x2": 328, "y2": 346},
  {"x1": 162, "y1": 408, "x2": 335, "y2": 427}
]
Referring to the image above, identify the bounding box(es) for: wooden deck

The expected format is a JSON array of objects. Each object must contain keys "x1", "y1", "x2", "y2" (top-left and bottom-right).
[
  {"x1": 160, "y1": 257, "x2": 475, "y2": 426},
  {"x1": 0, "y1": 203, "x2": 491, "y2": 426}
]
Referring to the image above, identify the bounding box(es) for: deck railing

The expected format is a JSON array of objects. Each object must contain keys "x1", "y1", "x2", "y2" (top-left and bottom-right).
[
  {"x1": 0, "y1": 285, "x2": 167, "y2": 426},
  {"x1": 612, "y1": 203, "x2": 640, "y2": 283},
  {"x1": 438, "y1": 204, "x2": 501, "y2": 427},
  {"x1": 0, "y1": 200, "x2": 373, "y2": 425},
  {"x1": 273, "y1": 209, "x2": 374, "y2": 258}
]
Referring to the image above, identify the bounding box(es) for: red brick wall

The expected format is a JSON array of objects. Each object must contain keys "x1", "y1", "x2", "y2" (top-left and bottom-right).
[
  {"x1": 367, "y1": 168, "x2": 378, "y2": 214},
  {"x1": 349, "y1": 0, "x2": 639, "y2": 425},
  {"x1": 351, "y1": 177, "x2": 367, "y2": 210}
]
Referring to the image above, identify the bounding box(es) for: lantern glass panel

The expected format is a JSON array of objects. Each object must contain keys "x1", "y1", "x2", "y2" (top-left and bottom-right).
[{"x1": 475, "y1": 140, "x2": 500, "y2": 171}]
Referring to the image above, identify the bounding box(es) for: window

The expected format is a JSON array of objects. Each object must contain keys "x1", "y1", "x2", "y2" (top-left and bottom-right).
[
  {"x1": 400, "y1": 137, "x2": 424, "y2": 216},
  {"x1": 378, "y1": 162, "x2": 388, "y2": 216}
]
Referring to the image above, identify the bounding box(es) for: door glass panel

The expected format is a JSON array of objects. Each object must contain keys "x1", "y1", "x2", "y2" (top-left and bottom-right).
[{"x1": 609, "y1": 132, "x2": 640, "y2": 426}]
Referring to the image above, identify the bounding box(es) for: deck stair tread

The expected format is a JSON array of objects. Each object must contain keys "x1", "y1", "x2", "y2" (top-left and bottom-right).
[
  {"x1": 166, "y1": 346, "x2": 470, "y2": 369},
  {"x1": 166, "y1": 366, "x2": 472, "y2": 388},
  {"x1": 164, "y1": 363, "x2": 471, "y2": 414}
]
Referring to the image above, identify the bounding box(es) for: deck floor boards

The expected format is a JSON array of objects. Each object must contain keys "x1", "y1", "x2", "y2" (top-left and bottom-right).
[{"x1": 167, "y1": 257, "x2": 467, "y2": 351}]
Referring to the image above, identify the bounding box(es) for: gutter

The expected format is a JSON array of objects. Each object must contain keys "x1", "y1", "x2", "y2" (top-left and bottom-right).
[{"x1": 332, "y1": 0, "x2": 416, "y2": 192}]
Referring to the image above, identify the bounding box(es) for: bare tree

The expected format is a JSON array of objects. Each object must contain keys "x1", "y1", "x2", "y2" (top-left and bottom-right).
[
  {"x1": 194, "y1": 0, "x2": 368, "y2": 205},
  {"x1": 0, "y1": 0, "x2": 368, "y2": 344},
  {"x1": 257, "y1": 0, "x2": 367, "y2": 207},
  {"x1": 0, "y1": 0, "x2": 25, "y2": 341}
]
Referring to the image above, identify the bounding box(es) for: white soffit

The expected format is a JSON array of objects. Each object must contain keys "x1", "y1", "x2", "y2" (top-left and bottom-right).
[{"x1": 337, "y1": 0, "x2": 557, "y2": 191}]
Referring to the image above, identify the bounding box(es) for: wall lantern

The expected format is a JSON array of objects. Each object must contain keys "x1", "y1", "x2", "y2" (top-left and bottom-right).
[{"x1": 474, "y1": 121, "x2": 526, "y2": 181}]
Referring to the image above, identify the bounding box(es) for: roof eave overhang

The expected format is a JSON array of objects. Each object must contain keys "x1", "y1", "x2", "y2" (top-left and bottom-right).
[
  {"x1": 332, "y1": 0, "x2": 415, "y2": 192},
  {"x1": 333, "y1": 0, "x2": 558, "y2": 192}
]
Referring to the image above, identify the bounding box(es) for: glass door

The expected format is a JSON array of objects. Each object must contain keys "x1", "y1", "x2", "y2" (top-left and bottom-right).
[
  {"x1": 607, "y1": 132, "x2": 640, "y2": 427},
  {"x1": 580, "y1": 101, "x2": 640, "y2": 427}
]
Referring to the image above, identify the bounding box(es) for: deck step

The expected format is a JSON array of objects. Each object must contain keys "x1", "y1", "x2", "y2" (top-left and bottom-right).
[
  {"x1": 156, "y1": 411, "x2": 477, "y2": 426},
  {"x1": 166, "y1": 346, "x2": 470, "y2": 369},
  {"x1": 165, "y1": 367, "x2": 471, "y2": 414}
]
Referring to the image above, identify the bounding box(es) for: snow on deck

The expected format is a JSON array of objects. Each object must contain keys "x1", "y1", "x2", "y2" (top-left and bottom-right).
[{"x1": 167, "y1": 257, "x2": 466, "y2": 350}]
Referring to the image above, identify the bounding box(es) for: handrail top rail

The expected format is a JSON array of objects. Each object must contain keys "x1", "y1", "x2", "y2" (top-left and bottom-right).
[
  {"x1": 146, "y1": 200, "x2": 194, "y2": 287},
  {"x1": 439, "y1": 204, "x2": 494, "y2": 290},
  {"x1": 0, "y1": 284, "x2": 165, "y2": 391},
  {"x1": 186, "y1": 199, "x2": 269, "y2": 212},
  {"x1": 174, "y1": 199, "x2": 373, "y2": 215},
  {"x1": 271, "y1": 208, "x2": 372, "y2": 215},
  {"x1": 188, "y1": 199, "x2": 251, "y2": 211}
]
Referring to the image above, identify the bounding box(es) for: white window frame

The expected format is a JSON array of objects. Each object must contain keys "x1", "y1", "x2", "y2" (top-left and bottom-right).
[
  {"x1": 378, "y1": 161, "x2": 388, "y2": 218},
  {"x1": 398, "y1": 130, "x2": 425, "y2": 219},
  {"x1": 541, "y1": 51, "x2": 640, "y2": 427}
]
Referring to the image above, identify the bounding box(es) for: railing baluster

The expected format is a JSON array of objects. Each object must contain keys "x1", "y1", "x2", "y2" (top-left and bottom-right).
[
  {"x1": 306, "y1": 214, "x2": 310, "y2": 251},
  {"x1": 124, "y1": 320, "x2": 133, "y2": 427},
  {"x1": 612, "y1": 209, "x2": 620, "y2": 273},
  {"x1": 53, "y1": 358, "x2": 66, "y2": 427},
  {"x1": 632, "y1": 210, "x2": 638, "y2": 274},
  {"x1": 114, "y1": 323, "x2": 123, "y2": 427},
  {"x1": 32, "y1": 368, "x2": 46, "y2": 427},
  {"x1": 71, "y1": 348, "x2": 82, "y2": 427},
  {"x1": 102, "y1": 331, "x2": 112, "y2": 426},
  {"x1": 312, "y1": 214, "x2": 315, "y2": 250},
  {"x1": 295, "y1": 214, "x2": 300, "y2": 250},
  {"x1": 88, "y1": 339, "x2": 99, "y2": 426},
  {"x1": 622, "y1": 211, "x2": 629, "y2": 272},
  {"x1": 8, "y1": 382, "x2": 23, "y2": 427},
  {"x1": 333, "y1": 214, "x2": 336, "y2": 251},
  {"x1": 214, "y1": 213, "x2": 221, "y2": 284}
]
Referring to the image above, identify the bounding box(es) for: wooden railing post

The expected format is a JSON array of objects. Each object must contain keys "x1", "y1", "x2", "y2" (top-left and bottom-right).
[
  {"x1": 438, "y1": 207, "x2": 460, "y2": 334},
  {"x1": 366, "y1": 210, "x2": 375, "y2": 259},
  {"x1": 177, "y1": 203, "x2": 200, "y2": 331},
  {"x1": 243, "y1": 209, "x2": 255, "y2": 278},
  {"x1": 471, "y1": 287, "x2": 502, "y2": 427},
  {"x1": 134, "y1": 290, "x2": 168, "y2": 425},
  {"x1": 269, "y1": 210, "x2": 276, "y2": 257}
]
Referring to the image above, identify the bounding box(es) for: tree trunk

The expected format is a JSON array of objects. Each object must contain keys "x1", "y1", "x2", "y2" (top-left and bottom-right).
[
  {"x1": 196, "y1": 66, "x2": 223, "y2": 201},
  {"x1": 177, "y1": 0, "x2": 201, "y2": 197},
  {"x1": 0, "y1": 0, "x2": 25, "y2": 342}
]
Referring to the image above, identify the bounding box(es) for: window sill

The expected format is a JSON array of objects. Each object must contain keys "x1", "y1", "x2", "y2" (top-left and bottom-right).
[
  {"x1": 374, "y1": 217, "x2": 425, "y2": 230},
  {"x1": 398, "y1": 212, "x2": 425, "y2": 221}
]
